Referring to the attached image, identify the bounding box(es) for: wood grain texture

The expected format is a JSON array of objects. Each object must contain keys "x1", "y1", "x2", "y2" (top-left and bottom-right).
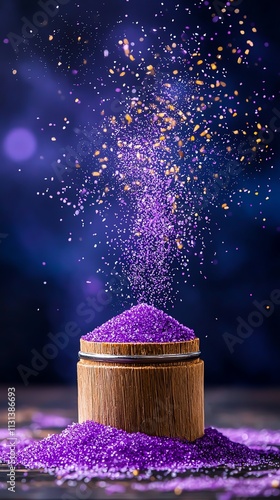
[{"x1": 77, "y1": 338, "x2": 204, "y2": 441}]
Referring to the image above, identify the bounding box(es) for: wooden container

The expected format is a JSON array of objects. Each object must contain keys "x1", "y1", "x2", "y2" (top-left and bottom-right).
[{"x1": 77, "y1": 337, "x2": 204, "y2": 441}]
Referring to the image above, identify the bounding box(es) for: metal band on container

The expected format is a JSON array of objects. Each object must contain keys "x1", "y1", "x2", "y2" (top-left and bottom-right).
[{"x1": 78, "y1": 351, "x2": 201, "y2": 364}]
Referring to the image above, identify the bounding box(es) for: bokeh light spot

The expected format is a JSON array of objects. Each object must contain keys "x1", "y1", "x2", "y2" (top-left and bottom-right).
[{"x1": 3, "y1": 128, "x2": 37, "y2": 162}]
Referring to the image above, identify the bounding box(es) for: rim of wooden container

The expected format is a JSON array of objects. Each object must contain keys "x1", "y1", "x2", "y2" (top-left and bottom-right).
[{"x1": 80, "y1": 337, "x2": 200, "y2": 356}]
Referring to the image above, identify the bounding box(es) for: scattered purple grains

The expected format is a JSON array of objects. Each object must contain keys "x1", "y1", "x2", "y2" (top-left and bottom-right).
[
  {"x1": 0, "y1": 423, "x2": 279, "y2": 497},
  {"x1": 15, "y1": 423, "x2": 279, "y2": 481},
  {"x1": 82, "y1": 303, "x2": 195, "y2": 343}
]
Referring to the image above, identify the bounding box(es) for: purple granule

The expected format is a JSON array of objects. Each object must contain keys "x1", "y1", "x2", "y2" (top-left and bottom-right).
[
  {"x1": 16, "y1": 423, "x2": 278, "y2": 480},
  {"x1": 82, "y1": 303, "x2": 195, "y2": 343}
]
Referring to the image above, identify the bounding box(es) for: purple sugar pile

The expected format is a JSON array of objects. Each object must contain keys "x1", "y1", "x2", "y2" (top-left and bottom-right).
[
  {"x1": 82, "y1": 303, "x2": 195, "y2": 343},
  {"x1": 17, "y1": 422, "x2": 278, "y2": 481}
]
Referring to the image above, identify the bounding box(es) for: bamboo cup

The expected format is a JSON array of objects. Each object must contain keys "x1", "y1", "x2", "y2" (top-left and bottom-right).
[{"x1": 77, "y1": 337, "x2": 204, "y2": 441}]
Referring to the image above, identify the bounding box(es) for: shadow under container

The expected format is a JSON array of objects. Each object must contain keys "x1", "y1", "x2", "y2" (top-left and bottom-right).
[{"x1": 77, "y1": 337, "x2": 204, "y2": 441}]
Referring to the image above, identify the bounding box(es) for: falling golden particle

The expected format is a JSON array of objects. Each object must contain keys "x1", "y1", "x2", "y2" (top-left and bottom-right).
[
  {"x1": 232, "y1": 48, "x2": 237, "y2": 54},
  {"x1": 233, "y1": 130, "x2": 239, "y2": 135},
  {"x1": 129, "y1": 55, "x2": 135, "y2": 61},
  {"x1": 218, "y1": 46, "x2": 223, "y2": 51},
  {"x1": 237, "y1": 57, "x2": 242, "y2": 64},
  {"x1": 211, "y1": 63, "x2": 217, "y2": 70},
  {"x1": 75, "y1": 98, "x2": 80, "y2": 103},
  {"x1": 178, "y1": 151, "x2": 184, "y2": 158},
  {"x1": 92, "y1": 172, "x2": 100, "y2": 177},
  {"x1": 271, "y1": 480, "x2": 279, "y2": 488},
  {"x1": 240, "y1": 30, "x2": 245, "y2": 35},
  {"x1": 172, "y1": 42, "x2": 177, "y2": 48},
  {"x1": 240, "y1": 156, "x2": 245, "y2": 162},
  {"x1": 200, "y1": 130, "x2": 208, "y2": 137},
  {"x1": 197, "y1": 59, "x2": 203, "y2": 65},
  {"x1": 190, "y1": 135, "x2": 195, "y2": 141},
  {"x1": 178, "y1": 140, "x2": 183, "y2": 147},
  {"x1": 173, "y1": 70, "x2": 178, "y2": 75},
  {"x1": 245, "y1": 49, "x2": 250, "y2": 55},
  {"x1": 120, "y1": 71, "x2": 126, "y2": 77},
  {"x1": 104, "y1": 187, "x2": 109, "y2": 193},
  {"x1": 135, "y1": 232, "x2": 141, "y2": 237},
  {"x1": 49, "y1": 35, "x2": 54, "y2": 41},
  {"x1": 75, "y1": 163, "x2": 81, "y2": 169},
  {"x1": 247, "y1": 40, "x2": 254, "y2": 47},
  {"x1": 118, "y1": 40, "x2": 123, "y2": 45},
  {"x1": 234, "y1": 90, "x2": 239, "y2": 96},
  {"x1": 257, "y1": 123, "x2": 262, "y2": 130},
  {"x1": 222, "y1": 203, "x2": 229, "y2": 210},
  {"x1": 124, "y1": 185, "x2": 130, "y2": 191},
  {"x1": 193, "y1": 124, "x2": 200, "y2": 132},
  {"x1": 94, "y1": 150, "x2": 100, "y2": 156},
  {"x1": 252, "y1": 27, "x2": 257, "y2": 32},
  {"x1": 125, "y1": 114, "x2": 132, "y2": 124},
  {"x1": 12, "y1": 69, "x2": 17, "y2": 75},
  {"x1": 101, "y1": 164, "x2": 107, "y2": 169},
  {"x1": 123, "y1": 38, "x2": 129, "y2": 45},
  {"x1": 195, "y1": 80, "x2": 204, "y2": 85},
  {"x1": 109, "y1": 69, "x2": 114, "y2": 74}
]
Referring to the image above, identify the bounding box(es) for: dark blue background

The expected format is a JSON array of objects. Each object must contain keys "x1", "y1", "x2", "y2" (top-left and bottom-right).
[{"x1": 0, "y1": 0, "x2": 279, "y2": 387}]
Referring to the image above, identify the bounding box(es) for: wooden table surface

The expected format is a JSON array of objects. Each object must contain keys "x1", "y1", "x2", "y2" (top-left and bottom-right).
[{"x1": 0, "y1": 386, "x2": 279, "y2": 499}]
